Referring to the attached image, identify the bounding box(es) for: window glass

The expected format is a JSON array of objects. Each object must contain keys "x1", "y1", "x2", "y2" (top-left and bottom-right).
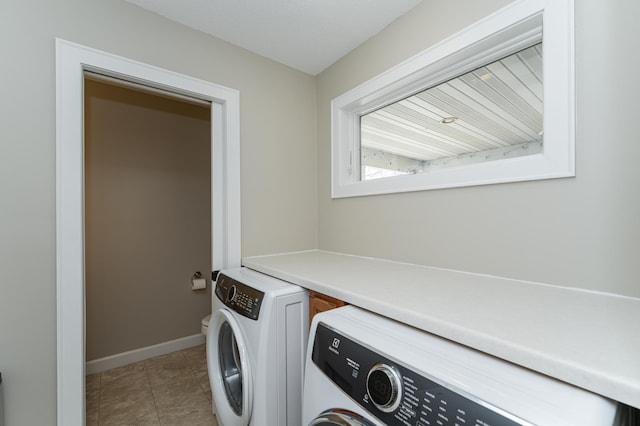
[{"x1": 360, "y1": 43, "x2": 543, "y2": 180}]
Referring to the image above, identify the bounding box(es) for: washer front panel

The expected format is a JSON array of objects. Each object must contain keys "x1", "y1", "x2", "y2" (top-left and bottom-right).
[
  {"x1": 207, "y1": 309, "x2": 253, "y2": 426},
  {"x1": 218, "y1": 321, "x2": 244, "y2": 415},
  {"x1": 312, "y1": 323, "x2": 524, "y2": 426}
]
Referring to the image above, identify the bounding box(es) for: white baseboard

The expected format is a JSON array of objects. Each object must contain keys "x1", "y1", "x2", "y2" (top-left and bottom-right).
[{"x1": 86, "y1": 334, "x2": 205, "y2": 375}]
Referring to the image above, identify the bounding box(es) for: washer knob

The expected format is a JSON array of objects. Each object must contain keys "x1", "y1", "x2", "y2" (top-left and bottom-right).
[{"x1": 366, "y1": 363, "x2": 403, "y2": 413}]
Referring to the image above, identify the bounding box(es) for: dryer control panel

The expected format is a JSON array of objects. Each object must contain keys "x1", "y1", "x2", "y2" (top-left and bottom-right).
[
  {"x1": 215, "y1": 273, "x2": 265, "y2": 321},
  {"x1": 312, "y1": 323, "x2": 526, "y2": 426}
]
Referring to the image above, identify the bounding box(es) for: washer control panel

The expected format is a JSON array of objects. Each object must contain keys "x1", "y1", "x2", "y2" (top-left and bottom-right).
[
  {"x1": 215, "y1": 273, "x2": 264, "y2": 320},
  {"x1": 312, "y1": 323, "x2": 525, "y2": 426}
]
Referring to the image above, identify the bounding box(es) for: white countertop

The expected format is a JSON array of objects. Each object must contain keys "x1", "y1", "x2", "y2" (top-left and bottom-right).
[{"x1": 242, "y1": 250, "x2": 640, "y2": 409}]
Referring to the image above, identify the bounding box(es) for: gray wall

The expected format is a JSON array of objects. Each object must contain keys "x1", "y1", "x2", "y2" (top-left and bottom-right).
[
  {"x1": 0, "y1": 1, "x2": 316, "y2": 424},
  {"x1": 85, "y1": 79, "x2": 212, "y2": 361},
  {"x1": 316, "y1": 0, "x2": 640, "y2": 299}
]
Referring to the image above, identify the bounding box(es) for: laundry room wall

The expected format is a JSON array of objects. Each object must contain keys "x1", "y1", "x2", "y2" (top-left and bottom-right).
[
  {"x1": 0, "y1": 1, "x2": 316, "y2": 424},
  {"x1": 316, "y1": 0, "x2": 640, "y2": 299},
  {"x1": 84, "y1": 78, "x2": 212, "y2": 361}
]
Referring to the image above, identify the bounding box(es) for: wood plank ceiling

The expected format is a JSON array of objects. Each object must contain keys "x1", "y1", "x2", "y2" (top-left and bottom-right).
[{"x1": 361, "y1": 43, "x2": 543, "y2": 165}]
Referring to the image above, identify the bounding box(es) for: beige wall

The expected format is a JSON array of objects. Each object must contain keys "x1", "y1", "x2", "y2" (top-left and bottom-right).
[
  {"x1": 316, "y1": 0, "x2": 640, "y2": 299},
  {"x1": 0, "y1": 1, "x2": 316, "y2": 424},
  {"x1": 85, "y1": 79, "x2": 212, "y2": 361},
  {"x1": 1, "y1": 0, "x2": 639, "y2": 424}
]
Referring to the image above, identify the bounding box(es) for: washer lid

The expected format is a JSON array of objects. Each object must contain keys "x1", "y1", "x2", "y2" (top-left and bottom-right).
[{"x1": 207, "y1": 309, "x2": 253, "y2": 426}]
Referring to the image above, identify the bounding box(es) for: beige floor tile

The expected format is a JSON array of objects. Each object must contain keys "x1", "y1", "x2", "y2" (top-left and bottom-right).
[
  {"x1": 156, "y1": 393, "x2": 216, "y2": 426},
  {"x1": 86, "y1": 412, "x2": 99, "y2": 426},
  {"x1": 86, "y1": 373, "x2": 101, "y2": 392},
  {"x1": 88, "y1": 345, "x2": 216, "y2": 426},
  {"x1": 100, "y1": 410, "x2": 161, "y2": 426},
  {"x1": 187, "y1": 356, "x2": 209, "y2": 378},
  {"x1": 86, "y1": 372, "x2": 101, "y2": 423},
  {"x1": 101, "y1": 370, "x2": 152, "y2": 403},
  {"x1": 101, "y1": 361, "x2": 147, "y2": 384},
  {"x1": 194, "y1": 369, "x2": 212, "y2": 395},
  {"x1": 99, "y1": 389, "x2": 159, "y2": 426},
  {"x1": 151, "y1": 363, "x2": 216, "y2": 425},
  {"x1": 152, "y1": 375, "x2": 205, "y2": 407},
  {"x1": 182, "y1": 344, "x2": 206, "y2": 362},
  {"x1": 86, "y1": 386, "x2": 100, "y2": 426},
  {"x1": 183, "y1": 344, "x2": 212, "y2": 396},
  {"x1": 145, "y1": 351, "x2": 193, "y2": 387}
]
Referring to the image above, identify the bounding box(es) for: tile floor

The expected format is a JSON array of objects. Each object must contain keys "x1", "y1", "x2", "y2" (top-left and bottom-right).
[{"x1": 86, "y1": 344, "x2": 218, "y2": 425}]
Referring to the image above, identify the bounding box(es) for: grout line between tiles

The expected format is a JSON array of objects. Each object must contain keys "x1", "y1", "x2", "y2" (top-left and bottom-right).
[{"x1": 144, "y1": 357, "x2": 162, "y2": 425}]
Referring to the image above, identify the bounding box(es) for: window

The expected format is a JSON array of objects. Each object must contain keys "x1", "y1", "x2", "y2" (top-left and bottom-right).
[
  {"x1": 360, "y1": 43, "x2": 543, "y2": 180},
  {"x1": 331, "y1": 0, "x2": 574, "y2": 198}
]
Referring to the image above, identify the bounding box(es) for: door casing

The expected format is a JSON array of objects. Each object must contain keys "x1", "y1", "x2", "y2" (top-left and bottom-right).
[{"x1": 55, "y1": 38, "x2": 241, "y2": 425}]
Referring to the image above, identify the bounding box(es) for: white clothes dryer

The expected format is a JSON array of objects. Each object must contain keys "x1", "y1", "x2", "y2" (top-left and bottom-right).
[
  {"x1": 207, "y1": 267, "x2": 308, "y2": 426},
  {"x1": 304, "y1": 305, "x2": 620, "y2": 426}
]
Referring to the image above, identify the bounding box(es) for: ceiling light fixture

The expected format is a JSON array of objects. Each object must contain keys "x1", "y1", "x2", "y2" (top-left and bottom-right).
[{"x1": 439, "y1": 116, "x2": 458, "y2": 124}]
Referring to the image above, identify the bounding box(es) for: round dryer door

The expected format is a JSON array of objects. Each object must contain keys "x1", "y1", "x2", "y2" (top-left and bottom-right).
[
  {"x1": 207, "y1": 309, "x2": 253, "y2": 426},
  {"x1": 309, "y1": 409, "x2": 377, "y2": 426}
]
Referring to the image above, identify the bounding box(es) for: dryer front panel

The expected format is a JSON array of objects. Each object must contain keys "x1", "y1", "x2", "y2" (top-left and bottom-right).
[{"x1": 215, "y1": 273, "x2": 265, "y2": 320}]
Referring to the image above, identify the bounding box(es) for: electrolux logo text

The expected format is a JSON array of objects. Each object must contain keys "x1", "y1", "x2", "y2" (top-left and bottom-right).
[{"x1": 329, "y1": 337, "x2": 340, "y2": 355}]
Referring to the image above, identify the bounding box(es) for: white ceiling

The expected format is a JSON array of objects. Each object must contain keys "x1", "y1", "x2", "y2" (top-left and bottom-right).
[{"x1": 125, "y1": 0, "x2": 422, "y2": 75}]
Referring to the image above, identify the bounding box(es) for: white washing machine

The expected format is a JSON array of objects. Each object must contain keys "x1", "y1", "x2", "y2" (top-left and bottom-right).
[
  {"x1": 207, "y1": 267, "x2": 308, "y2": 426},
  {"x1": 304, "y1": 305, "x2": 621, "y2": 426}
]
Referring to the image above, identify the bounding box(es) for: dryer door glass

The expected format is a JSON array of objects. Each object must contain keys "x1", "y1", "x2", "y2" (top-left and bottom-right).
[{"x1": 219, "y1": 321, "x2": 243, "y2": 415}]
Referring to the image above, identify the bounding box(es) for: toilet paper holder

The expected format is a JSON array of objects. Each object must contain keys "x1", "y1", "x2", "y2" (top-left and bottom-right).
[{"x1": 191, "y1": 271, "x2": 207, "y2": 290}]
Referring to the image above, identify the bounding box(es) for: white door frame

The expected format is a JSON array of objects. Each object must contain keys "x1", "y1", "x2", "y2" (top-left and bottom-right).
[{"x1": 55, "y1": 39, "x2": 241, "y2": 425}]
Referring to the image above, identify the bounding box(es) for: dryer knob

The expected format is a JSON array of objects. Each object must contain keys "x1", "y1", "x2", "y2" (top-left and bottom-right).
[
  {"x1": 227, "y1": 284, "x2": 237, "y2": 303},
  {"x1": 366, "y1": 363, "x2": 403, "y2": 413}
]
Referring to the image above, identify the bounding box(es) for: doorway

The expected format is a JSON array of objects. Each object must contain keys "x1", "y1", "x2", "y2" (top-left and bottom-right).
[
  {"x1": 84, "y1": 76, "x2": 212, "y2": 367},
  {"x1": 56, "y1": 39, "x2": 241, "y2": 425}
]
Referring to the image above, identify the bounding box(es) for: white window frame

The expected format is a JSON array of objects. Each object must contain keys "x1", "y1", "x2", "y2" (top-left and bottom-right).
[{"x1": 331, "y1": 0, "x2": 574, "y2": 198}]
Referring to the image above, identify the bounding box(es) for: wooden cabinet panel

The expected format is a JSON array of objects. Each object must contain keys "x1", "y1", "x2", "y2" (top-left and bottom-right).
[{"x1": 309, "y1": 290, "x2": 346, "y2": 324}]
